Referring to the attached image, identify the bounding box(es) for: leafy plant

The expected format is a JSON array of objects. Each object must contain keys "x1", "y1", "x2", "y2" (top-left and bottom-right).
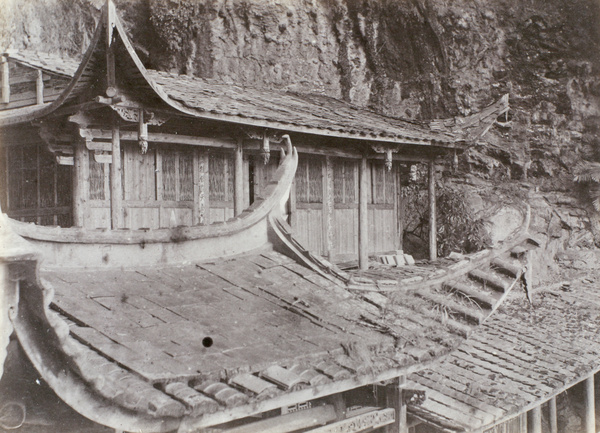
[
  {"x1": 436, "y1": 185, "x2": 492, "y2": 257},
  {"x1": 574, "y1": 161, "x2": 600, "y2": 211},
  {"x1": 402, "y1": 170, "x2": 491, "y2": 258}
]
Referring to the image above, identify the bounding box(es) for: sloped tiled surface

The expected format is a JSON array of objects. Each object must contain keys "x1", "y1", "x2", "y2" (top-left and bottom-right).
[
  {"x1": 44, "y1": 249, "x2": 469, "y2": 419},
  {"x1": 407, "y1": 278, "x2": 600, "y2": 431},
  {"x1": 7, "y1": 50, "x2": 80, "y2": 77},
  {"x1": 147, "y1": 70, "x2": 457, "y2": 145}
]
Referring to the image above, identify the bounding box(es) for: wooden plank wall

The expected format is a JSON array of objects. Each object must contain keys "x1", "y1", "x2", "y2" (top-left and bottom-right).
[
  {"x1": 258, "y1": 153, "x2": 403, "y2": 261},
  {"x1": 294, "y1": 156, "x2": 325, "y2": 255},
  {"x1": 85, "y1": 143, "x2": 236, "y2": 229},
  {"x1": 0, "y1": 62, "x2": 70, "y2": 110}
]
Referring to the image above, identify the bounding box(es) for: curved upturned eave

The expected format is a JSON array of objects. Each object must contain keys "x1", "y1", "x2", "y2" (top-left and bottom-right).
[{"x1": 11, "y1": 264, "x2": 181, "y2": 433}]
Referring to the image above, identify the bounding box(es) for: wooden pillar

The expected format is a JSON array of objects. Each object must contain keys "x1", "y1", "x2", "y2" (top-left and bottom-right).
[
  {"x1": 35, "y1": 69, "x2": 44, "y2": 105},
  {"x1": 396, "y1": 165, "x2": 404, "y2": 251},
  {"x1": 234, "y1": 138, "x2": 244, "y2": 216},
  {"x1": 428, "y1": 160, "x2": 437, "y2": 261},
  {"x1": 359, "y1": 156, "x2": 369, "y2": 270},
  {"x1": 384, "y1": 376, "x2": 407, "y2": 433},
  {"x1": 323, "y1": 157, "x2": 334, "y2": 259},
  {"x1": 198, "y1": 152, "x2": 209, "y2": 225},
  {"x1": 584, "y1": 374, "x2": 595, "y2": 433},
  {"x1": 1, "y1": 56, "x2": 9, "y2": 104},
  {"x1": 527, "y1": 405, "x2": 542, "y2": 433},
  {"x1": 72, "y1": 143, "x2": 89, "y2": 228},
  {"x1": 548, "y1": 396, "x2": 558, "y2": 433},
  {"x1": 192, "y1": 149, "x2": 200, "y2": 225},
  {"x1": 288, "y1": 178, "x2": 296, "y2": 228},
  {"x1": 110, "y1": 117, "x2": 122, "y2": 229}
]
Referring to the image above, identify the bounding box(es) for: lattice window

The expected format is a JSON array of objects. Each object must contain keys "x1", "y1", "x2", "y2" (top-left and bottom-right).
[
  {"x1": 3, "y1": 143, "x2": 72, "y2": 226},
  {"x1": 295, "y1": 157, "x2": 323, "y2": 203},
  {"x1": 89, "y1": 154, "x2": 106, "y2": 200},
  {"x1": 333, "y1": 159, "x2": 357, "y2": 204},
  {"x1": 161, "y1": 148, "x2": 194, "y2": 202},
  {"x1": 209, "y1": 153, "x2": 234, "y2": 202},
  {"x1": 370, "y1": 161, "x2": 396, "y2": 205}
]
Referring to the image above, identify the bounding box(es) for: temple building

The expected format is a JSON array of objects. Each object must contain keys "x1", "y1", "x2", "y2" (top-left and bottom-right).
[{"x1": 1, "y1": 2, "x2": 581, "y2": 433}]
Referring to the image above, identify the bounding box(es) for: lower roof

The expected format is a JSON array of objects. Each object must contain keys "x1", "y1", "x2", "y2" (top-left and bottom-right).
[
  {"x1": 407, "y1": 277, "x2": 600, "y2": 432},
  {"x1": 42, "y1": 248, "x2": 466, "y2": 429}
]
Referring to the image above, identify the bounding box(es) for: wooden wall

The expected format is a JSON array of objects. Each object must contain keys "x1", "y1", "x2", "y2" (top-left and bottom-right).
[
  {"x1": 255, "y1": 152, "x2": 403, "y2": 262},
  {"x1": 0, "y1": 61, "x2": 70, "y2": 110},
  {"x1": 85, "y1": 143, "x2": 237, "y2": 230},
  {"x1": 0, "y1": 142, "x2": 72, "y2": 226}
]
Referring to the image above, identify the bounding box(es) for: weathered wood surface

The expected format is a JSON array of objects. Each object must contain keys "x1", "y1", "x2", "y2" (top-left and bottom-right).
[{"x1": 408, "y1": 280, "x2": 600, "y2": 432}]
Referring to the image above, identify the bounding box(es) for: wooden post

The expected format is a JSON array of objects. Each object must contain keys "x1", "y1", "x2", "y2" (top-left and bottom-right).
[
  {"x1": 72, "y1": 143, "x2": 89, "y2": 227},
  {"x1": 192, "y1": 149, "x2": 200, "y2": 225},
  {"x1": 234, "y1": 138, "x2": 244, "y2": 216},
  {"x1": 1, "y1": 56, "x2": 9, "y2": 104},
  {"x1": 428, "y1": 160, "x2": 437, "y2": 261},
  {"x1": 584, "y1": 374, "x2": 595, "y2": 433},
  {"x1": 527, "y1": 405, "x2": 542, "y2": 433},
  {"x1": 35, "y1": 69, "x2": 44, "y2": 105},
  {"x1": 199, "y1": 152, "x2": 209, "y2": 225},
  {"x1": 396, "y1": 165, "x2": 404, "y2": 252},
  {"x1": 110, "y1": 117, "x2": 122, "y2": 229},
  {"x1": 289, "y1": 178, "x2": 296, "y2": 228},
  {"x1": 323, "y1": 156, "x2": 334, "y2": 259},
  {"x1": 548, "y1": 396, "x2": 558, "y2": 433},
  {"x1": 384, "y1": 376, "x2": 407, "y2": 433},
  {"x1": 359, "y1": 156, "x2": 369, "y2": 270}
]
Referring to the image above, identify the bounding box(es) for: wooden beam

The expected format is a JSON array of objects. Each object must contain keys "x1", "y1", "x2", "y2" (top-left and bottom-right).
[
  {"x1": 548, "y1": 396, "x2": 558, "y2": 433},
  {"x1": 359, "y1": 156, "x2": 369, "y2": 270},
  {"x1": 428, "y1": 160, "x2": 437, "y2": 261},
  {"x1": 222, "y1": 404, "x2": 336, "y2": 433},
  {"x1": 234, "y1": 138, "x2": 244, "y2": 216},
  {"x1": 72, "y1": 143, "x2": 89, "y2": 227},
  {"x1": 306, "y1": 408, "x2": 395, "y2": 433},
  {"x1": 527, "y1": 405, "x2": 542, "y2": 433},
  {"x1": 82, "y1": 129, "x2": 236, "y2": 149},
  {"x1": 1, "y1": 56, "x2": 9, "y2": 104},
  {"x1": 584, "y1": 374, "x2": 595, "y2": 433},
  {"x1": 35, "y1": 69, "x2": 44, "y2": 105},
  {"x1": 110, "y1": 117, "x2": 122, "y2": 229}
]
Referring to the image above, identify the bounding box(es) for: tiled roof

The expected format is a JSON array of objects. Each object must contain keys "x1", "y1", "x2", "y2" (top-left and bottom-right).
[
  {"x1": 407, "y1": 279, "x2": 600, "y2": 432},
  {"x1": 44, "y1": 249, "x2": 466, "y2": 426},
  {"x1": 146, "y1": 70, "x2": 458, "y2": 145},
  {"x1": 5, "y1": 50, "x2": 81, "y2": 77}
]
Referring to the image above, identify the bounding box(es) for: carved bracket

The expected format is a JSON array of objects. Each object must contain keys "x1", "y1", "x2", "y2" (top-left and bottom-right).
[
  {"x1": 242, "y1": 128, "x2": 288, "y2": 165},
  {"x1": 111, "y1": 106, "x2": 169, "y2": 126},
  {"x1": 37, "y1": 123, "x2": 75, "y2": 166},
  {"x1": 371, "y1": 145, "x2": 399, "y2": 171}
]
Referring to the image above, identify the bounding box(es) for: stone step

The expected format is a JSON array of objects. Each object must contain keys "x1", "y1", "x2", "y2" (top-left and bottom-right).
[
  {"x1": 415, "y1": 289, "x2": 486, "y2": 325},
  {"x1": 443, "y1": 281, "x2": 498, "y2": 310},
  {"x1": 491, "y1": 257, "x2": 523, "y2": 278},
  {"x1": 468, "y1": 268, "x2": 512, "y2": 292}
]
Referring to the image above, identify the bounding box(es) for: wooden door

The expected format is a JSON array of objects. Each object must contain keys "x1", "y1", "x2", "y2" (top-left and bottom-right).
[
  {"x1": 368, "y1": 160, "x2": 400, "y2": 254},
  {"x1": 331, "y1": 158, "x2": 359, "y2": 261},
  {"x1": 293, "y1": 155, "x2": 326, "y2": 255}
]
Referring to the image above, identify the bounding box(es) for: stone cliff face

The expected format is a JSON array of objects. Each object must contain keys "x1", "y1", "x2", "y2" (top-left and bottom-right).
[
  {"x1": 2, "y1": 0, "x2": 600, "y2": 271},
  {"x1": 2, "y1": 0, "x2": 598, "y2": 178}
]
